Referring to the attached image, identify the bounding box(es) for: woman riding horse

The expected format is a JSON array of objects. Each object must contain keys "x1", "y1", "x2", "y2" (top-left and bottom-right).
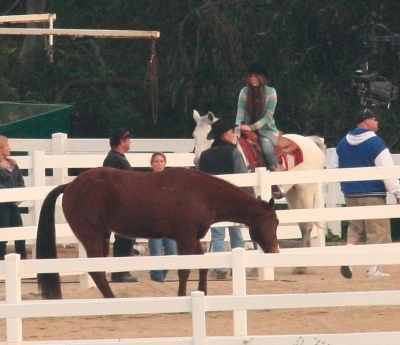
[{"x1": 236, "y1": 62, "x2": 283, "y2": 172}]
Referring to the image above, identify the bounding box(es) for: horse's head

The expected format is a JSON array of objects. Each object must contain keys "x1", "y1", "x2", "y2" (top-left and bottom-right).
[
  {"x1": 192, "y1": 110, "x2": 218, "y2": 168},
  {"x1": 249, "y1": 198, "x2": 280, "y2": 253}
]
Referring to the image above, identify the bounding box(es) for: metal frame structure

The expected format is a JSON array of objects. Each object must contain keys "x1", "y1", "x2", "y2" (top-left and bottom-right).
[
  {"x1": 0, "y1": 13, "x2": 160, "y2": 39},
  {"x1": 0, "y1": 13, "x2": 160, "y2": 118},
  {"x1": 0, "y1": 13, "x2": 56, "y2": 24}
]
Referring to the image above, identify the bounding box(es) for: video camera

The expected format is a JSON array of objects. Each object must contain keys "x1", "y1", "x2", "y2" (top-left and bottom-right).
[
  {"x1": 350, "y1": 70, "x2": 398, "y2": 107},
  {"x1": 350, "y1": 24, "x2": 399, "y2": 108}
]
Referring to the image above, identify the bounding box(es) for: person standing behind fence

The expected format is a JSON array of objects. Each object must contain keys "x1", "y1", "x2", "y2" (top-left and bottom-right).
[
  {"x1": 328, "y1": 109, "x2": 400, "y2": 279},
  {"x1": 199, "y1": 118, "x2": 255, "y2": 280},
  {"x1": 148, "y1": 152, "x2": 178, "y2": 283},
  {"x1": 0, "y1": 135, "x2": 27, "y2": 260},
  {"x1": 103, "y1": 128, "x2": 139, "y2": 283}
]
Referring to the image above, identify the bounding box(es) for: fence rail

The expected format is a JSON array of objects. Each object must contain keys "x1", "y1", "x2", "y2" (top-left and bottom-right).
[
  {"x1": 2, "y1": 245, "x2": 400, "y2": 345},
  {"x1": 1, "y1": 134, "x2": 400, "y2": 344}
]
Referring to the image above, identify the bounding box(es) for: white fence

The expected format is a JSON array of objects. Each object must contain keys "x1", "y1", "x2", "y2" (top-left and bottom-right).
[
  {"x1": 1, "y1": 135, "x2": 400, "y2": 344},
  {"x1": 6, "y1": 134, "x2": 325, "y2": 244},
  {"x1": 2, "y1": 244, "x2": 400, "y2": 345}
]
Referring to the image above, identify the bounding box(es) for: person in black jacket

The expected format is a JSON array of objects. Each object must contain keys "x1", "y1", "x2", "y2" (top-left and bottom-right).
[
  {"x1": 103, "y1": 128, "x2": 139, "y2": 283},
  {"x1": 198, "y1": 119, "x2": 254, "y2": 279},
  {"x1": 0, "y1": 135, "x2": 27, "y2": 260}
]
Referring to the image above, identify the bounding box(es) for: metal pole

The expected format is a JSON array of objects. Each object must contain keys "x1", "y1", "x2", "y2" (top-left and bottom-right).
[
  {"x1": 0, "y1": 13, "x2": 56, "y2": 24},
  {"x1": 0, "y1": 28, "x2": 160, "y2": 39}
]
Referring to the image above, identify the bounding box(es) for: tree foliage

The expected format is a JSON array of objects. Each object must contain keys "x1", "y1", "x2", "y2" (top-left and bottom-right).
[{"x1": 1, "y1": 0, "x2": 400, "y2": 149}]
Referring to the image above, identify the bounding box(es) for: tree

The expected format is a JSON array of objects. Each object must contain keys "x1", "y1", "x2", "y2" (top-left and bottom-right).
[
  {"x1": 19, "y1": 0, "x2": 48, "y2": 73},
  {"x1": 1, "y1": 1, "x2": 400, "y2": 148}
]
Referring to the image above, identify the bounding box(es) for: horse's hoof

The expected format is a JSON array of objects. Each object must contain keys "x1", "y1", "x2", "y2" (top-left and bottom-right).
[{"x1": 292, "y1": 267, "x2": 308, "y2": 275}]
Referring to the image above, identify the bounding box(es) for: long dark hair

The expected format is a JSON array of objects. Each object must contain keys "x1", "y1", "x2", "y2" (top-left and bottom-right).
[{"x1": 245, "y1": 74, "x2": 266, "y2": 122}]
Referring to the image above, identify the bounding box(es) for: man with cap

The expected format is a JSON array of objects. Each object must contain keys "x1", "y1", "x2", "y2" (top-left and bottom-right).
[
  {"x1": 103, "y1": 128, "x2": 139, "y2": 283},
  {"x1": 328, "y1": 108, "x2": 400, "y2": 280},
  {"x1": 198, "y1": 118, "x2": 255, "y2": 279}
]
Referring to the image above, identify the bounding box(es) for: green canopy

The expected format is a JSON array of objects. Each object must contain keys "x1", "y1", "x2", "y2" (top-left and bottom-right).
[{"x1": 0, "y1": 101, "x2": 75, "y2": 138}]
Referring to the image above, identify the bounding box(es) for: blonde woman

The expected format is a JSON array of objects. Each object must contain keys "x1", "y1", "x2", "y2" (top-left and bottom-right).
[
  {"x1": 0, "y1": 135, "x2": 26, "y2": 259},
  {"x1": 148, "y1": 152, "x2": 178, "y2": 283}
]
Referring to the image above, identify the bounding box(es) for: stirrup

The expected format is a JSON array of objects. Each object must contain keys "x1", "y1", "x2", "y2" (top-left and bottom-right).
[{"x1": 272, "y1": 185, "x2": 285, "y2": 199}]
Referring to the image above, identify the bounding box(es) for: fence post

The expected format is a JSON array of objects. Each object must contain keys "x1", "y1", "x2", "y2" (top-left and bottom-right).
[
  {"x1": 5, "y1": 254, "x2": 23, "y2": 344},
  {"x1": 31, "y1": 151, "x2": 46, "y2": 226},
  {"x1": 257, "y1": 167, "x2": 272, "y2": 200},
  {"x1": 78, "y1": 242, "x2": 95, "y2": 290},
  {"x1": 232, "y1": 248, "x2": 248, "y2": 336},
  {"x1": 191, "y1": 291, "x2": 206, "y2": 345},
  {"x1": 256, "y1": 168, "x2": 275, "y2": 281},
  {"x1": 324, "y1": 148, "x2": 342, "y2": 236},
  {"x1": 325, "y1": 181, "x2": 343, "y2": 236},
  {"x1": 51, "y1": 133, "x2": 68, "y2": 185},
  {"x1": 51, "y1": 133, "x2": 68, "y2": 224}
]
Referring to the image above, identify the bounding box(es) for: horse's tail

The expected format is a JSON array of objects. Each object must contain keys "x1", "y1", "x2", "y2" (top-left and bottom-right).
[{"x1": 36, "y1": 183, "x2": 68, "y2": 299}]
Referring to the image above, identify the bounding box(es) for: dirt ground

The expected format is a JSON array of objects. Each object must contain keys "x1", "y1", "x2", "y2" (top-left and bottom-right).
[{"x1": 1, "y1": 243, "x2": 399, "y2": 342}]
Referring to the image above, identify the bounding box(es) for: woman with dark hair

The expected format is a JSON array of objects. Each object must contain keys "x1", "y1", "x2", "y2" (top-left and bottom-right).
[
  {"x1": 0, "y1": 135, "x2": 27, "y2": 260},
  {"x1": 148, "y1": 152, "x2": 178, "y2": 283},
  {"x1": 235, "y1": 62, "x2": 282, "y2": 171}
]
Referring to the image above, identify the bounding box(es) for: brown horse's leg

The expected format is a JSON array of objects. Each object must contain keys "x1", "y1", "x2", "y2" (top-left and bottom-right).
[
  {"x1": 88, "y1": 272, "x2": 115, "y2": 298},
  {"x1": 102, "y1": 232, "x2": 111, "y2": 257},
  {"x1": 194, "y1": 240, "x2": 208, "y2": 295},
  {"x1": 79, "y1": 235, "x2": 115, "y2": 298},
  {"x1": 177, "y1": 269, "x2": 190, "y2": 297},
  {"x1": 176, "y1": 238, "x2": 198, "y2": 296}
]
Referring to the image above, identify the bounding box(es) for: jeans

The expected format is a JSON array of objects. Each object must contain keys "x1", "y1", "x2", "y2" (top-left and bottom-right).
[
  {"x1": 258, "y1": 136, "x2": 278, "y2": 170},
  {"x1": 0, "y1": 203, "x2": 26, "y2": 260},
  {"x1": 149, "y1": 238, "x2": 178, "y2": 282},
  {"x1": 211, "y1": 226, "x2": 244, "y2": 273}
]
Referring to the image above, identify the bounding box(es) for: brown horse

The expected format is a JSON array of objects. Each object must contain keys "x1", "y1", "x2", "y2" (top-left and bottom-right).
[{"x1": 36, "y1": 167, "x2": 279, "y2": 299}]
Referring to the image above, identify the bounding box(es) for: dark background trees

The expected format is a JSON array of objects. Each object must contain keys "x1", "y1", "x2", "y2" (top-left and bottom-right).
[{"x1": 1, "y1": 0, "x2": 400, "y2": 149}]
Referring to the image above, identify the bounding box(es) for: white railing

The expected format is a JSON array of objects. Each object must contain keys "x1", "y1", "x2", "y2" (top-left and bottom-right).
[
  {"x1": 1, "y1": 135, "x2": 400, "y2": 344},
  {"x1": 6, "y1": 134, "x2": 325, "y2": 246},
  {"x1": 2, "y1": 244, "x2": 400, "y2": 345},
  {"x1": 2, "y1": 165, "x2": 400, "y2": 283}
]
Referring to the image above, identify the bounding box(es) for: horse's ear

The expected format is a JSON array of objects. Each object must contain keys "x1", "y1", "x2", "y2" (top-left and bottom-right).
[
  {"x1": 193, "y1": 110, "x2": 201, "y2": 123},
  {"x1": 207, "y1": 111, "x2": 215, "y2": 123},
  {"x1": 257, "y1": 195, "x2": 262, "y2": 200},
  {"x1": 268, "y1": 197, "x2": 275, "y2": 207}
]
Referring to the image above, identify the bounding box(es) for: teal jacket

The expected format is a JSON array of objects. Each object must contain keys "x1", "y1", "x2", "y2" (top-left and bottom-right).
[{"x1": 235, "y1": 86, "x2": 279, "y2": 145}]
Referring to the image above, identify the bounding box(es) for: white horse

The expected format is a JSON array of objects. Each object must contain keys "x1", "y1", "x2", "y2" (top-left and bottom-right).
[{"x1": 192, "y1": 110, "x2": 326, "y2": 274}]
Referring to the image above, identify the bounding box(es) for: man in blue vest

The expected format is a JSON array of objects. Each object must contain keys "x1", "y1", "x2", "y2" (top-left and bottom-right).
[{"x1": 329, "y1": 109, "x2": 400, "y2": 279}]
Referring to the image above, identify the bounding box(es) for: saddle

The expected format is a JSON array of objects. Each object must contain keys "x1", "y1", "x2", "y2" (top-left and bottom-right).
[
  {"x1": 274, "y1": 132, "x2": 303, "y2": 169},
  {"x1": 240, "y1": 130, "x2": 304, "y2": 171},
  {"x1": 239, "y1": 130, "x2": 265, "y2": 172}
]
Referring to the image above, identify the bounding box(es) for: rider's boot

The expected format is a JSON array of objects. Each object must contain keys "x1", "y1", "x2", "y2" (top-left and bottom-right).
[{"x1": 271, "y1": 185, "x2": 285, "y2": 199}]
